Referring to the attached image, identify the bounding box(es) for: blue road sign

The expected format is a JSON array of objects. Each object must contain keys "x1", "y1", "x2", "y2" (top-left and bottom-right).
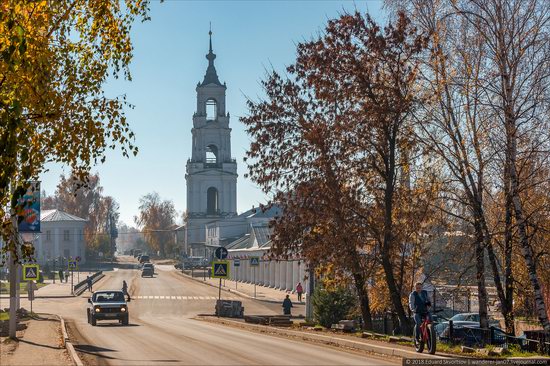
[
  {"x1": 212, "y1": 261, "x2": 229, "y2": 278},
  {"x1": 68, "y1": 261, "x2": 77, "y2": 270},
  {"x1": 250, "y1": 257, "x2": 260, "y2": 266},
  {"x1": 214, "y1": 247, "x2": 228, "y2": 260}
]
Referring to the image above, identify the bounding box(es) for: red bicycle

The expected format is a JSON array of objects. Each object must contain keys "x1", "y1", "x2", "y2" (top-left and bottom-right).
[{"x1": 413, "y1": 313, "x2": 436, "y2": 354}]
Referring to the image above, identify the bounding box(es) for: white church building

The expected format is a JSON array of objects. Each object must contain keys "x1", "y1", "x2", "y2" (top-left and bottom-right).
[{"x1": 178, "y1": 31, "x2": 309, "y2": 293}]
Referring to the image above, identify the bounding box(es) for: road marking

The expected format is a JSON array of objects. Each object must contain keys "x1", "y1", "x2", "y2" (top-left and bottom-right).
[
  {"x1": 176, "y1": 296, "x2": 182, "y2": 300},
  {"x1": 171, "y1": 296, "x2": 176, "y2": 300},
  {"x1": 160, "y1": 296, "x2": 166, "y2": 299},
  {"x1": 198, "y1": 296, "x2": 205, "y2": 300},
  {"x1": 154, "y1": 296, "x2": 159, "y2": 299},
  {"x1": 193, "y1": 296, "x2": 199, "y2": 300}
]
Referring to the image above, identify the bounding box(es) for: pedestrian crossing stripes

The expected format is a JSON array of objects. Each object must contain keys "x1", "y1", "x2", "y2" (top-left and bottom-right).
[{"x1": 132, "y1": 295, "x2": 237, "y2": 301}]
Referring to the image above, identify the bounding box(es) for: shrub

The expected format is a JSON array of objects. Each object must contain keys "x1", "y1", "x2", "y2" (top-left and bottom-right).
[{"x1": 312, "y1": 285, "x2": 356, "y2": 328}]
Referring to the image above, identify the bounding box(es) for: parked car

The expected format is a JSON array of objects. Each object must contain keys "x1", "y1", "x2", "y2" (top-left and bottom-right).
[
  {"x1": 181, "y1": 256, "x2": 208, "y2": 269},
  {"x1": 141, "y1": 263, "x2": 154, "y2": 277},
  {"x1": 87, "y1": 290, "x2": 129, "y2": 326},
  {"x1": 435, "y1": 312, "x2": 501, "y2": 337}
]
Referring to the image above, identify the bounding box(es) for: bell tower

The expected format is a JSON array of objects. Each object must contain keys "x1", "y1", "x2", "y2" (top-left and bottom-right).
[{"x1": 185, "y1": 29, "x2": 238, "y2": 245}]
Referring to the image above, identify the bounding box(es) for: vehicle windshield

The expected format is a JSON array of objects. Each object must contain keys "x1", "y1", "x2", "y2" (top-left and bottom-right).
[
  {"x1": 93, "y1": 292, "x2": 125, "y2": 302},
  {"x1": 451, "y1": 313, "x2": 478, "y2": 322}
]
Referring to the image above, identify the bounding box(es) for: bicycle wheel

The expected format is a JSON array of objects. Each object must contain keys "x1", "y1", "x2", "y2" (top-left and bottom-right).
[
  {"x1": 413, "y1": 326, "x2": 424, "y2": 353},
  {"x1": 426, "y1": 323, "x2": 437, "y2": 354}
]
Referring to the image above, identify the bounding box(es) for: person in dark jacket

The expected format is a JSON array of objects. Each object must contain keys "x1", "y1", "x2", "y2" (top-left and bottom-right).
[
  {"x1": 409, "y1": 282, "x2": 432, "y2": 340},
  {"x1": 87, "y1": 276, "x2": 93, "y2": 292},
  {"x1": 282, "y1": 294, "x2": 293, "y2": 315}
]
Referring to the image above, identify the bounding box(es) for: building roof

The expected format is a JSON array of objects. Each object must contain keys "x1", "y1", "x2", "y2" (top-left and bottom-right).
[
  {"x1": 226, "y1": 234, "x2": 250, "y2": 250},
  {"x1": 251, "y1": 224, "x2": 272, "y2": 247},
  {"x1": 238, "y1": 204, "x2": 282, "y2": 220},
  {"x1": 41, "y1": 210, "x2": 87, "y2": 222}
]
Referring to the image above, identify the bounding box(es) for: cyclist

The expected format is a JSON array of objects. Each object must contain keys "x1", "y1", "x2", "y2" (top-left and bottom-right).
[{"x1": 409, "y1": 282, "x2": 432, "y2": 341}]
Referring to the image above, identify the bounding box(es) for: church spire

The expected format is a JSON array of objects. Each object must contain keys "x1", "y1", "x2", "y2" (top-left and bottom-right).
[{"x1": 201, "y1": 24, "x2": 222, "y2": 86}]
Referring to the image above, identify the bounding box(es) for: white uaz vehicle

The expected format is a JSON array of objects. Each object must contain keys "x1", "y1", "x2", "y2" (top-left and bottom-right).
[{"x1": 87, "y1": 290, "x2": 129, "y2": 326}]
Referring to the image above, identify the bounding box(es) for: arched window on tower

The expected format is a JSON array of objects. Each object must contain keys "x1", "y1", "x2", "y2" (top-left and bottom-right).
[
  {"x1": 207, "y1": 187, "x2": 219, "y2": 215},
  {"x1": 205, "y1": 145, "x2": 218, "y2": 165},
  {"x1": 206, "y1": 98, "x2": 217, "y2": 121}
]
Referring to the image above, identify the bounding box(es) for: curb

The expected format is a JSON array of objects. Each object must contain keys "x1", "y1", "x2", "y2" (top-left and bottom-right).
[
  {"x1": 177, "y1": 271, "x2": 284, "y2": 304},
  {"x1": 199, "y1": 316, "x2": 448, "y2": 360},
  {"x1": 58, "y1": 316, "x2": 84, "y2": 366}
]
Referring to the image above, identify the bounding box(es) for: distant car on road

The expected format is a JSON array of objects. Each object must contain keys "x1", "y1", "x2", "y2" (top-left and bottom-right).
[
  {"x1": 87, "y1": 290, "x2": 129, "y2": 326},
  {"x1": 141, "y1": 263, "x2": 154, "y2": 277},
  {"x1": 139, "y1": 255, "x2": 150, "y2": 264}
]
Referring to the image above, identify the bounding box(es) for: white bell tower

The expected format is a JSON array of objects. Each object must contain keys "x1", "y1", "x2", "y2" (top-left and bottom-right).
[{"x1": 185, "y1": 29, "x2": 237, "y2": 245}]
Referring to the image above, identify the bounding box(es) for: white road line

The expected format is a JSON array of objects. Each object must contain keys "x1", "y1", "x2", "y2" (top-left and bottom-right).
[
  {"x1": 154, "y1": 296, "x2": 159, "y2": 299},
  {"x1": 171, "y1": 296, "x2": 176, "y2": 300},
  {"x1": 176, "y1": 296, "x2": 182, "y2": 300},
  {"x1": 160, "y1": 296, "x2": 165, "y2": 299},
  {"x1": 193, "y1": 296, "x2": 199, "y2": 300},
  {"x1": 198, "y1": 296, "x2": 205, "y2": 300}
]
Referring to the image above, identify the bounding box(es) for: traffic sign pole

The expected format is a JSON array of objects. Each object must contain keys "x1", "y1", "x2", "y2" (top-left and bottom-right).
[{"x1": 254, "y1": 266, "x2": 256, "y2": 299}]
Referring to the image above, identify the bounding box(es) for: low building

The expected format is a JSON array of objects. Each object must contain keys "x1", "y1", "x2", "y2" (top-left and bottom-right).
[{"x1": 33, "y1": 210, "x2": 87, "y2": 264}]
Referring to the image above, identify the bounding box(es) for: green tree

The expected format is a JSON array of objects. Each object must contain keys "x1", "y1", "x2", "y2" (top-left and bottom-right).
[
  {"x1": 1, "y1": 1, "x2": 150, "y2": 264},
  {"x1": 313, "y1": 285, "x2": 357, "y2": 329}
]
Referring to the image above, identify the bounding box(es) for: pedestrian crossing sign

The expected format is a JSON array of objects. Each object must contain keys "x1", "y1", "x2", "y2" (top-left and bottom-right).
[
  {"x1": 68, "y1": 260, "x2": 77, "y2": 270},
  {"x1": 212, "y1": 261, "x2": 229, "y2": 279},
  {"x1": 23, "y1": 264, "x2": 40, "y2": 281},
  {"x1": 250, "y1": 257, "x2": 260, "y2": 266}
]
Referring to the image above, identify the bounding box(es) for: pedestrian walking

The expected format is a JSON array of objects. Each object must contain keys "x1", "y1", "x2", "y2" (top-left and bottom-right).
[
  {"x1": 296, "y1": 282, "x2": 303, "y2": 302},
  {"x1": 59, "y1": 269, "x2": 64, "y2": 282},
  {"x1": 87, "y1": 276, "x2": 93, "y2": 292},
  {"x1": 122, "y1": 280, "x2": 130, "y2": 301},
  {"x1": 282, "y1": 294, "x2": 293, "y2": 315}
]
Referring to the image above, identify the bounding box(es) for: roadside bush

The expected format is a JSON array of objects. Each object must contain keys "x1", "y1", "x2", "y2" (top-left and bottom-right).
[{"x1": 312, "y1": 285, "x2": 356, "y2": 328}]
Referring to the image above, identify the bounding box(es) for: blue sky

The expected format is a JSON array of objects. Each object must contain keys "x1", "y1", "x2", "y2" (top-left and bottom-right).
[{"x1": 40, "y1": 0, "x2": 384, "y2": 226}]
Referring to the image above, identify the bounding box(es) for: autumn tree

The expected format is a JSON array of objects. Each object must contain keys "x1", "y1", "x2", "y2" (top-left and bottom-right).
[
  {"x1": 0, "y1": 1, "x2": 149, "y2": 263},
  {"x1": 135, "y1": 192, "x2": 176, "y2": 258},
  {"x1": 243, "y1": 11, "x2": 435, "y2": 333}
]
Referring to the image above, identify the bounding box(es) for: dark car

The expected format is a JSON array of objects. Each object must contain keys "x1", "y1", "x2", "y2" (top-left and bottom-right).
[
  {"x1": 87, "y1": 290, "x2": 129, "y2": 326},
  {"x1": 141, "y1": 263, "x2": 154, "y2": 277},
  {"x1": 435, "y1": 312, "x2": 501, "y2": 337},
  {"x1": 139, "y1": 255, "x2": 150, "y2": 264}
]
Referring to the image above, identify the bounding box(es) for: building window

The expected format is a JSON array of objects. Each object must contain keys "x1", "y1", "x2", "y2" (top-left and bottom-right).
[
  {"x1": 63, "y1": 230, "x2": 70, "y2": 241},
  {"x1": 206, "y1": 144, "x2": 218, "y2": 164},
  {"x1": 207, "y1": 187, "x2": 219, "y2": 215},
  {"x1": 46, "y1": 230, "x2": 51, "y2": 242},
  {"x1": 206, "y1": 98, "x2": 217, "y2": 121}
]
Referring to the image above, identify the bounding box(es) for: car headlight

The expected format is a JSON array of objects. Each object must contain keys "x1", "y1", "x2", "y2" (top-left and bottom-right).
[
  {"x1": 95, "y1": 307, "x2": 101, "y2": 313},
  {"x1": 121, "y1": 307, "x2": 127, "y2": 312}
]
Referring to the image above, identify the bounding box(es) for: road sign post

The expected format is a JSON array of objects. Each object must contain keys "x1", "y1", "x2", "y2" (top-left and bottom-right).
[
  {"x1": 234, "y1": 258, "x2": 240, "y2": 290},
  {"x1": 212, "y1": 260, "x2": 230, "y2": 316},
  {"x1": 68, "y1": 260, "x2": 77, "y2": 295},
  {"x1": 250, "y1": 257, "x2": 259, "y2": 299}
]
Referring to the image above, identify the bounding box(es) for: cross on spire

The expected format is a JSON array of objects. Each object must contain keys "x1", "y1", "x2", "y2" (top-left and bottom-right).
[{"x1": 202, "y1": 23, "x2": 222, "y2": 86}]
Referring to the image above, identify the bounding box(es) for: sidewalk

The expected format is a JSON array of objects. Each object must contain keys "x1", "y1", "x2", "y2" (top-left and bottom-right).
[
  {"x1": 0, "y1": 314, "x2": 73, "y2": 365},
  {"x1": 179, "y1": 269, "x2": 306, "y2": 304},
  {"x1": 200, "y1": 316, "x2": 447, "y2": 361}
]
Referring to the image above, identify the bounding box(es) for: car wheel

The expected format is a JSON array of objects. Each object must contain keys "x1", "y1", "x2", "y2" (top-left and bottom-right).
[
  {"x1": 90, "y1": 314, "x2": 97, "y2": 326},
  {"x1": 122, "y1": 315, "x2": 129, "y2": 326}
]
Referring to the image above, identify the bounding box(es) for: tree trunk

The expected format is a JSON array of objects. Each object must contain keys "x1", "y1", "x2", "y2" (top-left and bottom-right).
[
  {"x1": 474, "y1": 221, "x2": 490, "y2": 330},
  {"x1": 352, "y1": 271, "x2": 373, "y2": 330},
  {"x1": 510, "y1": 182, "x2": 550, "y2": 332}
]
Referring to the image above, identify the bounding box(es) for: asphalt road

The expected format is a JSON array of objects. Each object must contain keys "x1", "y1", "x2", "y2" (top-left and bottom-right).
[{"x1": 21, "y1": 258, "x2": 397, "y2": 366}]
